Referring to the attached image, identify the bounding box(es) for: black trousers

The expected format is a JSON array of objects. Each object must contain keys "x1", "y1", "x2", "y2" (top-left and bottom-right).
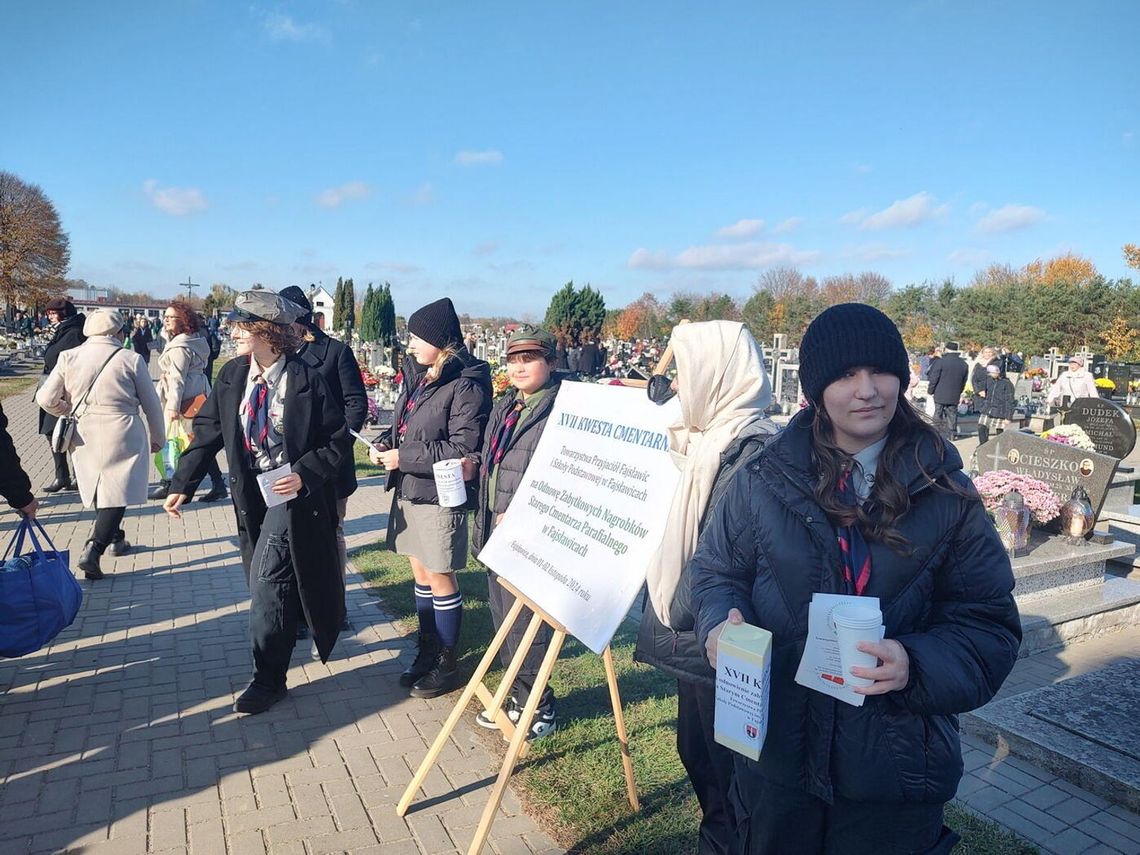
[
  {"x1": 486, "y1": 570, "x2": 554, "y2": 708},
  {"x1": 90, "y1": 506, "x2": 126, "y2": 550},
  {"x1": 677, "y1": 678, "x2": 736, "y2": 855},
  {"x1": 932, "y1": 404, "x2": 958, "y2": 438},
  {"x1": 730, "y1": 769, "x2": 957, "y2": 855},
  {"x1": 248, "y1": 504, "x2": 302, "y2": 691},
  {"x1": 45, "y1": 440, "x2": 71, "y2": 483},
  {"x1": 203, "y1": 455, "x2": 224, "y2": 488}
]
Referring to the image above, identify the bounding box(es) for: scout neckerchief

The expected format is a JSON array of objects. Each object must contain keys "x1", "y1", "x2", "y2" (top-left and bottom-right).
[
  {"x1": 836, "y1": 468, "x2": 871, "y2": 595},
  {"x1": 397, "y1": 376, "x2": 429, "y2": 439},
  {"x1": 244, "y1": 376, "x2": 271, "y2": 459},
  {"x1": 483, "y1": 398, "x2": 525, "y2": 475}
]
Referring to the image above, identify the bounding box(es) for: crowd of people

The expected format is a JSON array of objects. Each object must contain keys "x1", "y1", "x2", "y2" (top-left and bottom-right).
[{"x1": 1, "y1": 292, "x2": 1028, "y2": 854}]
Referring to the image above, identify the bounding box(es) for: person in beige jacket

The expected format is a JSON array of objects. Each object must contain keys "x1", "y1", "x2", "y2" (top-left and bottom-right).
[
  {"x1": 36, "y1": 309, "x2": 165, "y2": 580},
  {"x1": 150, "y1": 301, "x2": 226, "y2": 502}
]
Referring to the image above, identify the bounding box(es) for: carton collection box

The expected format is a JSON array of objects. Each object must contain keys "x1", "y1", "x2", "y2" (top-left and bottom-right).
[{"x1": 713, "y1": 621, "x2": 772, "y2": 761}]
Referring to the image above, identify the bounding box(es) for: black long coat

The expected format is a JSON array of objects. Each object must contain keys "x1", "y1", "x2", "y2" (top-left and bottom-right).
[
  {"x1": 38, "y1": 314, "x2": 86, "y2": 435},
  {"x1": 170, "y1": 355, "x2": 349, "y2": 661},
  {"x1": 691, "y1": 410, "x2": 1021, "y2": 808},
  {"x1": 296, "y1": 330, "x2": 368, "y2": 498},
  {"x1": 0, "y1": 402, "x2": 33, "y2": 510}
]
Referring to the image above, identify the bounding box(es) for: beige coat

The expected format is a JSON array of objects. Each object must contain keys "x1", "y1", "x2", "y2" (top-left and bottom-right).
[
  {"x1": 157, "y1": 333, "x2": 211, "y2": 422},
  {"x1": 35, "y1": 336, "x2": 165, "y2": 508}
]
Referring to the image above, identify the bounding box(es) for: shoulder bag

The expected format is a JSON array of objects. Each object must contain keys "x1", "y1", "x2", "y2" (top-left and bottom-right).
[{"x1": 50, "y1": 348, "x2": 123, "y2": 454}]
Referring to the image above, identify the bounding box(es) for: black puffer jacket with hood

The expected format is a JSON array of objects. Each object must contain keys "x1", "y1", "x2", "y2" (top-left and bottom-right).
[
  {"x1": 691, "y1": 408, "x2": 1021, "y2": 806},
  {"x1": 383, "y1": 348, "x2": 492, "y2": 505}
]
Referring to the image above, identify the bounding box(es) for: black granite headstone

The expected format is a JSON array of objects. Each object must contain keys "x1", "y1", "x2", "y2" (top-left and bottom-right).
[
  {"x1": 975, "y1": 432, "x2": 1120, "y2": 521},
  {"x1": 1064, "y1": 397, "x2": 1137, "y2": 460}
]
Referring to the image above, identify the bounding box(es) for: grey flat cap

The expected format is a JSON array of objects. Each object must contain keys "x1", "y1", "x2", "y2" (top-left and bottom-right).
[{"x1": 228, "y1": 290, "x2": 306, "y2": 326}]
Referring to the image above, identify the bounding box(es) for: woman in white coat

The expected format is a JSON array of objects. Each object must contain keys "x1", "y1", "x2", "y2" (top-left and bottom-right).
[{"x1": 35, "y1": 309, "x2": 165, "y2": 580}]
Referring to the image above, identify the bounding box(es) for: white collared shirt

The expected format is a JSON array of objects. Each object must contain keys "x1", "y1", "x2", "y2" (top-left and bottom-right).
[{"x1": 242, "y1": 355, "x2": 289, "y2": 470}]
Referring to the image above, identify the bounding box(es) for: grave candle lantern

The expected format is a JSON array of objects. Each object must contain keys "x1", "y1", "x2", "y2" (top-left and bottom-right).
[
  {"x1": 993, "y1": 490, "x2": 1032, "y2": 559},
  {"x1": 1058, "y1": 486, "x2": 1095, "y2": 543}
]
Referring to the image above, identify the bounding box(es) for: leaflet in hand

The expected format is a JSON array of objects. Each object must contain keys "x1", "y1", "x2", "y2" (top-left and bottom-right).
[
  {"x1": 256, "y1": 462, "x2": 298, "y2": 508},
  {"x1": 793, "y1": 593, "x2": 883, "y2": 707}
]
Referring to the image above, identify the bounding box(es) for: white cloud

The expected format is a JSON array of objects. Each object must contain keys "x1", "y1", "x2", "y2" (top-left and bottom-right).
[
  {"x1": 853, "y1": 192, "x2": 949, "y2": 231},
  {"x1": 262, "y1": 12, "x2": 329, "y2": 43},
  {"x1": 838, "y1": 208, "x2": 868, "y2": 226},
  {"x1": 846, "y1": 244, "x2": 910, "y2": 262},
  {"x1": 628, "y1": 241, "x2": 821, "y2": 272},
  {"x1": 773, "y1": 216, "x2": 804, "y2": 234},
  {"x1": 976, "y1": 204, "x2": 1047, "y2": 234},
  {"x1": 717, "y1": 218, "x2": 764, "y2": 239},
  {"x1": 454, "y1": 150, "x2": 504, "y2": 166},
  {"x1": 948, "y1": 248, "x2": 992, "y2": 266},
  {"x1": 294, "y1": 262, "x2": 338, "y2": 274},
  {"x1": 142, "y1": 179, "x2": 207, "y2": 216},
  {"x1": 316, "y1": 181, "x2": 371, "y2": 208}
]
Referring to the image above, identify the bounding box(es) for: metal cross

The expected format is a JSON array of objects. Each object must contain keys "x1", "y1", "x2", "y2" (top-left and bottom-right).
[{"x1": 179, "y1": 277, "x2": 199, "y2": 300}]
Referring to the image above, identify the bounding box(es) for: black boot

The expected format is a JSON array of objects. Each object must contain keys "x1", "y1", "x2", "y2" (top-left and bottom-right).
[
  {"x1": 977, "y1": 425, "x2": 989, "y2": 445},
  {"x1": 198, "y1": 483, "x2": 228, "y2": 502},
  {"x1": 410, "y1": 646, "x2": 459, "y2": 699},
  {"x1": 108, "y1": 530, "x2": 131, "y2": 557},
  {"x1": 148, "y1": 480, "x2": 170, "y2": 501},
  {"x1": 78, "y1": 540, "x2": 105, "y2": 580},
  {"x1": 42, "y1": 479, "x2": 67, "y2": 494},
  {"x1": 399, "y1": 632, "x2": 440, "y2": 688}
]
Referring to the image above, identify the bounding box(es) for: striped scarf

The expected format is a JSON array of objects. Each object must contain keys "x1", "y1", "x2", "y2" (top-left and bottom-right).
[
  {"x1": 244, "y1": 379, "x2": 271, "y2": 459},
  {"x1": 397, "y1": 377, "x2": 429, "y2": 438},
  {"x1": 483, "y1": 399, "x2": 525, "y2": 475},
  {"x1": 836, "y1": 469, "x2": 871, "y2": 596}
]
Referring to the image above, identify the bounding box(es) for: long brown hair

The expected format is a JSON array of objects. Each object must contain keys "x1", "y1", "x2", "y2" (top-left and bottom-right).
[
  {"x1": 811, "y1": 394, "x2": 956, "y2": 553},
  {"x1": 165, "y1": 300, "x2": 201, "y2": 336}
]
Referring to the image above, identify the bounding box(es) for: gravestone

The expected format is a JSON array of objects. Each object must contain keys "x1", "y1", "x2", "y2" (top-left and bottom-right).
[
  {"x1": 975, "y1": 431, "x2": 1120, "y2": 520},
  {"x1": 966, "y1": 660, "x2": 1140, "y2": 811},
  {"x1": 1063, "y1": 397, "x2": 1137, "y2": 460}
]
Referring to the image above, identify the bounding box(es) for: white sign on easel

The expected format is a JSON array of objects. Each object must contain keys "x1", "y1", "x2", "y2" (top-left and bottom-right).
[{"x1": 478, "y1": 382, "x2": 681, "y2": 654}]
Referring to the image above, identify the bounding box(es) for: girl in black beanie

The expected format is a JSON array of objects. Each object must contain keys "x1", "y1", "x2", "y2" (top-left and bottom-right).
[
  {"x1": 690, "y1": 303, "x2": 1021, "y2": 854},
  {"x1": 369, "y1": 298, "x2": 492, "y2": 697}
]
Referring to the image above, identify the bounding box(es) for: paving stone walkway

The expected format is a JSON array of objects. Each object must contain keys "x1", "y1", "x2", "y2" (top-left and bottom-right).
[{"x1": 0, "y1": 385, "x2": 561, "y2": 855}]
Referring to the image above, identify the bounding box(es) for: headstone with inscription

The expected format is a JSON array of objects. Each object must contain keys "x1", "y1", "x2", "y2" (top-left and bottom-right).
[
  {"x1": 975, "y1": 431, "x2": 1120, "y2": 521},
  {"x1": 1063, "y1": 397, "x2": 1137, "y2": 460}
]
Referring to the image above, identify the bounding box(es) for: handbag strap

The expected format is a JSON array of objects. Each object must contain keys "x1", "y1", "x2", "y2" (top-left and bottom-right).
[{"x1": 69, "y1": 347, "x2": 124, "y2": 418}]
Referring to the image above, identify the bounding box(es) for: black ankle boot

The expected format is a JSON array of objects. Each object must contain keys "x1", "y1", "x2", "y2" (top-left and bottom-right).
[
  {"x1": 109, "y1": 530, "x2": 131, "y2": 557},
  {"x1": 399, "y1": 632, "x2": 440, "y2": 688},
  {"x1": 78, "y1": 540, "x2": 105, "y2": 580},
  {"x1": 42, "y1": 478, "x2": 67, "y2": 494},
  {"x1": 148, "y1": 480, "x2": 170, "y2": 501},
  {"x1": 977, "y1": 426, "x2": 989, "y2": 445},
  {"x1": 410, "y1": 646, "x2": 459, "y2": 699}
]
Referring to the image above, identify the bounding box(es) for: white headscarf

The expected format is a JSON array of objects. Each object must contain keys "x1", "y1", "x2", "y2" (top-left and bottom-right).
[{"x1": 645, "y1": 321, "x2": 776, "y2": 627}]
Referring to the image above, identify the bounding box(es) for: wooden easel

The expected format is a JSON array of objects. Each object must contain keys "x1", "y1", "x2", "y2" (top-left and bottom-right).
[{"x1": 397, "y1": 576, "x2": 639, "y2": 855}]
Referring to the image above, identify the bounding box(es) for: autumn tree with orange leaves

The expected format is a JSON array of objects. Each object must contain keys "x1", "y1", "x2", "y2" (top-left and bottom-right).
[{"x1": 0, "y1": 171, "x2": 70, "y2": 311}]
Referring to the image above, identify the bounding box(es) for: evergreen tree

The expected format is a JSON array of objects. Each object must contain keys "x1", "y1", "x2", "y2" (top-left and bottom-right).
[
  {"x1": 360, "y1": 284, "x2": 377, "y2": 341},
  {"x1": 343, "y1": 277, "x2": 356, "y2": 335},
  {"x1": 543, "y1": 281, "x2": 607, "y2": 345},
  {"x1": 378, "y1": 282, "x2": 397, "y2": 345},
  {"x1": 332, "y1": 276, "x2": 345, "y2": 330}
]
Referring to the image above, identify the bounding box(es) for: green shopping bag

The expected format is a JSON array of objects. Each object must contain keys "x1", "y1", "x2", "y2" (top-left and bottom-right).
[{"x1": 154, "y1": 421, "x2": 191, "y2": 480}]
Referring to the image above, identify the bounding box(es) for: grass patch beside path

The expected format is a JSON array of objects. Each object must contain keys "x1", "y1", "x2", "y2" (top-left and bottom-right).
[
  {"x1": 0, "y1": 373, "x2": 38, "y2": 400},
  {"x1": 353, "y1": 542, "x2": 1037, "y2": 855}
]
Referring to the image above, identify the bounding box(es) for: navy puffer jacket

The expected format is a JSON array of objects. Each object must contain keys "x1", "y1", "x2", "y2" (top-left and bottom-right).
[{"x1": 691, "y1": 408, "x2": 1021, "y2": 806}]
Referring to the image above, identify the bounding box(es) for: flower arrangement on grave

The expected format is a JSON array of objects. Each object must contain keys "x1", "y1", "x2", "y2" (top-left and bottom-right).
[
  {"x1": 1041, "y1": 424, "x2": 1096, "y2": 451},
  {"x1": 1024, "y1": 367, "x2": 1047, "y2": 378},
  {"x1": 1095, "y1": 377, "x2": 1116, "y2": 391},
  {"x1": 491, "y1": 368, "x2": 511, "y2": 396},
  {"x1": 972, "y1": 470, "x2": 1062, "y2": 524},
  {"x1": 359, "y1": 369, "x2": 379, "y2": 388}
]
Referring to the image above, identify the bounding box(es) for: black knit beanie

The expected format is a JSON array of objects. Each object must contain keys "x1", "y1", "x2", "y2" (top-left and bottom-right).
[
  {"x1": 798, "y1": 303, "x2": 910, "y2": 404},
  {"x1": 408, "y1": 297, "x2": 462, "y2": 349}
]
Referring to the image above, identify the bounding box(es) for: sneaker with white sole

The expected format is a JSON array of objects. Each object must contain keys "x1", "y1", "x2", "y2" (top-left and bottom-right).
[
  {"x1": 477, "y1": 697, "x2": 557, "y2": 741},
  {"x1": 476, "y1": 696, "x2": 518, "y2": 729}
]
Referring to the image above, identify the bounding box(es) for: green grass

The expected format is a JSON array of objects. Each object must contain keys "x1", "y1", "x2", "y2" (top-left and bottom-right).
[
  {"x1": 353, "y1": 543, "x2": 1038, "y2": 854},
  {"x1": 0, "y1": 373, "x2": 38, "y2": 400},
  {"x1": 353, "y1": 438, "x2": 384, "y2": 479}
]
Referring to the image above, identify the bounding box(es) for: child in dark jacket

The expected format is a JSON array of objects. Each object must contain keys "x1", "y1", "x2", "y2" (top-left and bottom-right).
[
  {"x1": 464, "y1": 325, "x2": 564, "y2": 739},
  {"x1": 977, "y1": 363, "x2": 1015, "y2": 444}
]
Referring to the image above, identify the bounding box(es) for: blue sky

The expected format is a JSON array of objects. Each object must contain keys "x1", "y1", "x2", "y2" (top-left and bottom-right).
[{"x1": 3, "y1": 2, "x2": 1138, "y2": 318}]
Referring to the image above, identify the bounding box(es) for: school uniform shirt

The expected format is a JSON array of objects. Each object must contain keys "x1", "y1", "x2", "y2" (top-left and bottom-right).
[
  {"x1": 242, "y1": 355, "x2": 288, "y2": 471},
  {"x1": 487, "y1": 382, "x2": 553, "y2": 511}
]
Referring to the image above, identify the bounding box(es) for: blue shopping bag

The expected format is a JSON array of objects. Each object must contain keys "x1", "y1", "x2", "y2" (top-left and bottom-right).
[{"x1": 0, "y1": 519, "x2": 83, "y2": 658}]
